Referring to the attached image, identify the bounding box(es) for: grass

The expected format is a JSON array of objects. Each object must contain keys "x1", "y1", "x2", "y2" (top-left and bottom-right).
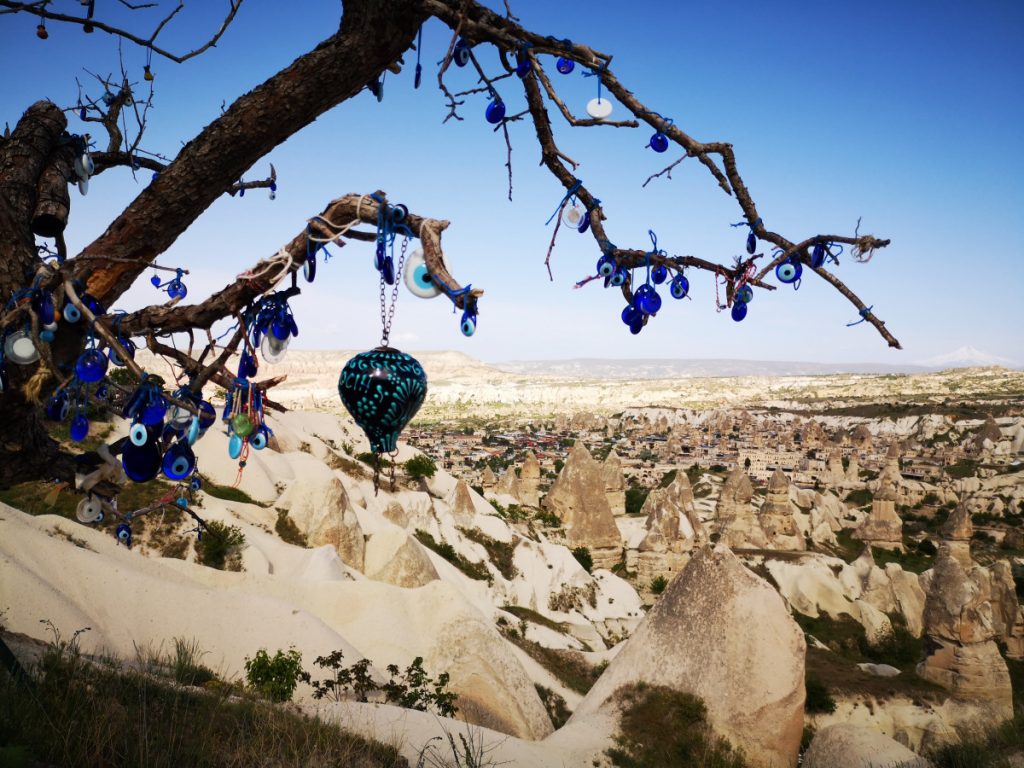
[
  {"x1": 414, "y1": 529, "x2": 491, "y2": 583},
  {"x1": 535, "y1": 684, "x2": 571, "y2": 729},
  {"x1": 198, "y1": 474, "x2": 264, "y2": 506},
  {"x1": 502, "y1": 605, "x2": 567, "y2": 634},
  {"x1": 499, "y1": 628, "x2": 603, "y2": 695},
  {"x1": 0, "y1": 629, "x2": 406, "y2": 768},
  {"x1": 928, "y1": 713, "x2": 1024, "y2": 767},
  {"x1": 458, "y1": 526, "x2": 518, "y2": 581},
  {"x1": 794, "y1": 613, "x2": 925, "y2": 672},
  {"x1": 275, "y1": 509, "x2": 307, "y2": 547},
  {"x1": 871, "y1": 543, "x2": 935, "y2": 574},
  {"x1": 606, "y1": 683, "x2": 746, "y2": 768}
]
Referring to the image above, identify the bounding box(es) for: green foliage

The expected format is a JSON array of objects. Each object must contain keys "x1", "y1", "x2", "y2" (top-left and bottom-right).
[
  {"x1": 198, "y1": 475, "x2": 261, "y2": 506},
  {"x1": 533, "y1": 508, "x2": 561, "y2": 527},
  {"x1": 414, "y1": 529, "x2": 491, "y2": 583},
  {"x1": 844, "y1": 489, "x2": 873, "y2": 507},
  {"x1": 871, "y1": 543, "x2": 935, "y2": 574},
  {"x1": 804, "y1": 675, "x2": 836, "y2": 714},
  {"x1": 658, "y1": 469, "x2": 677, "y2": 488},
  {"x1": 945, "y1": 459, "x2": 979, "y2": 480},
  {"x1": 459, "y1": 527, "x2": 519, "y2": 581},
  {"x1": 685, "y1": 463, "x2": 704, "y2": 484},
  {"x1": 502, "y1": 605, "x2": 566, "y2": 634},
  {"x1": 535, "y1": 684, "x2": 571, "y2": 729},
  {"x1": 107, "y1": 367, "x2": 139, "y2": 387},
  {"x1": 625, "y1": 487, "x2": 649, "y2": 515},
  {"x1": 928, "y1": 712, "x2": 1024, "y2": 767},
  {"x1": 171, "y1": 637, "x2": 216, "y2": 688},
  {"x1": 197, "y1": 520, "x2": 245, "y2": 570},
  {"x1": 0, "y1": 630, "x2": 404, "y2": 768},
  {"x1": 243, "y1": 647, "x2": 305, "y2": 703},
  {"x1": 274, "y1": 509, "x2": 307, "y2": 547},
  {"x1": 404, "y1": 454, "x2": 437, "y2": 480},
  {"x1": 606, "y1": 683, "x2": 746, "y2": 768},
  {"x1": 649, "y1": 575, "x2": 668, "y2": 595},
  {"x1": 499, "y1": 629, "x2": 604, "y2": 695},
  {"x1": 708, "y1": 464, "x2": 728, "y2": 474},
  {"x1": 572, "y1": 546, "x2": 593, "y2": 573},
  {"x1": 553, "y1": 459, "x2": 565, "y2": 473},
  {"x1": 356, "y1": 451, "x2": 392, "y2": 469}
]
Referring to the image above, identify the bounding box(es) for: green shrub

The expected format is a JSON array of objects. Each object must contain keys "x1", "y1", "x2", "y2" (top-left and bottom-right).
[
  {"x1": 658, "y1": 470, "x2": 677, "y2": 489},
  {"x1": 171, "y1": 637, "x2": 216, "y2": 687},
  {"x1": 404, "y1": 454, "x2": 437, "y2": 480},
  {"x1": 382, "y1": 656, "x2": 459, "y2": 718},
  {"x1": 460, "y1": 527, "x2": 518, "y2": 581},
  {"x1": 625, "y1": 487, "x2": 649, "y2": 515},
  {"x1": 606, "y1": 683, "x2": 746, "y2": 768},
  {"x1": 649, "y1": 575, "x2": 668, "y2": 595},
  {"x1": 274, "y1": 509, "x2": 307, "y2": 547},
  {"x1": 197, "y1": 476, "x2": 261, "y2": 505},
  {"x1": 243, "y1": 647, "x2": 306, "y2": 703},
  {"x1": 572, "y1": 546, "x2": 593, "y2": 573},
  {"x1": 414, "y1": 529, "x2": 491, "y2": 583},
  {"x1": 197, "y1": 520, "x2": 245, "y2": 570},
  {"x1": 536, "y1": 684, "x2": 571, "y2": 729},
  {"x1": 805, "y1": 675, "x2": 837, "y2": 714},
  {"x1": 534, "y1": 509, "x2": 561, "y2": 527},
  {"x1": 845, "y1": 489, "x2": 873, "y2": 507}
]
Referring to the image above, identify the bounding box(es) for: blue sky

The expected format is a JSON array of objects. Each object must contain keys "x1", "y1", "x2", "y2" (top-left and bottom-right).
[{"x1": 3, "y1": 0, "x2": 1022, "y2": 364}]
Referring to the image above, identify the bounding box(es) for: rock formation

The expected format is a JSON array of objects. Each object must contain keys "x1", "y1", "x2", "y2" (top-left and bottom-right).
[
  {"x1": 940, "y1": 497, "x2": 973, "y2": 568},
  {"x1": 845, "y1": 453, "x2": 860, "y2": 483},
  {"x1": 917, "y1": 545, "x2": 1013, "y2": 716},
  {"x1": 803, "y1": 724, "x2": 930, "y2": 768},
  {"x1": 825, "y1": 449, "x2": 845, "y2": 487},
  {"x1": 634, "y1": 472, "x2": 705, "y2": 588},
  {"x1": 480, "y1": 465, "x2": 497, "y2": 491},
  {"x1": 495, "y1": 467, "x2": 520, "y2": 499},
  {"x1": 517, "y1": 451, "x2": 541, "y2": 507},
  {"x1": 602, "y1": 450, "x2": 626, "y2": 515},
  {"x1": 363, "y1": 528, "x2": 439, "y2": 588},
  {"x1": 757, "y1": 469, "x2": 805, "y2": 551},
  {"x1": 717, "y1": 468, "x2": 766, "y2": 549},
  {"x1": 572, "y1": 546, "x2": 805, "y2": 768},
  {"x1": 543, "y1": 443, "x2": 622, "y2": 568},
  {"x1": 304, "y1": 477, "x2": 366, "y2": 571},
  {"x1": 852, "y1": 478, "x2": 904, "y2": 551},
  {"x1": 879, "y1": 441, "x2": 903, "y2": 487},
  {"x1": 449, "y1": 479, "x2": 477, "y2": 525},
  {"x1": 851, "y1": 424, "x2": 874, "y2": 450},
  {"x1": 973, "y1": 415, "x2": 1002, "y2": 453}
]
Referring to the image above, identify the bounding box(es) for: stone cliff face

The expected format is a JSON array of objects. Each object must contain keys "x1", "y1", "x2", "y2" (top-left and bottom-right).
[
  {"x1": 632, "y1": 472, "x2": 705, "y2": 590},
  {"x1": 852, "y1": 478, "x2": 904, "y2": 552},
  {"x1": 517, "y1": 450, "x2": 541, "y2": 507},
  {"x1": 717, "y1": 468, "x2": 766, "y2": 549},
  {"x1": 758, "y1": 469, "x2": 805, "y2": 552},
  {"x1": 602, "y1": 450, "x2": 626, "y2": 516},
  {"x1": 543, "y1": 443, "x2": 622, "y2": 567},
  {"x1": 573, "y1": 546, "x2": 806, "y2": 768}
]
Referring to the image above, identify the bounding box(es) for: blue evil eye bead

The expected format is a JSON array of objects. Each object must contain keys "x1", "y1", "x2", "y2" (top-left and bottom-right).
[
  {"x1": 70, "y1": 414, "x2": 89, "y2": 442},
  {"x1": 167, "y1": 281, "x2": 187, "y2": 300},
  {"x1": 269, "y1": 181, "x2": 277, "y2": 200},
  {"x1": 610, "y1": 267, "x2": 628, "y2": 287},
  {"x1": 79, "y1": 107, "x2": 87, "y2": 121},
  {"x1": 162, "y1": 440, "x2": 196, "y2": 481},
  {"x1": 485, "y1": 98, "x2": 506, "y2": 124},
  {"x1": 629, "y1": 316, "x2": 644, "y2": 335},
  {"x1": 176, "y1": 497, "x2": 189, "y2": 509},
  {"x1": 810, "y1": 242, "x2": 826, "y2": 269},
  {"x1": 150, "y1": 275, "x2": 161, "y2": 287},
  {"x1": 116, "y1": 523, "x2": 132, "y2": 547},
  {"x1": 746, "y1": 231, "x2": 757, "y2": 255},
  {"x1": 250, "y1": 427, "x2": 268, "y2": 450},
  {"x1": 271, "y1": 319, "x2": 290, "y2": 341},
  {"x1": 198, "y1": 400, "x2": 216, "y2": 433},
  {"x1": 621, "y1": 304, "x2": 642, "y2": 326},
  {"x1": 121, "y1": 435, "x2": 161, "y2": 482},
  {"x1": 0, "y1": 365, "x2": 7, "y2": 395},
  {"x1": 228, "y1": 432, "x2": 244, "y2": 460},
  {"x1": 96, "y1": 384, "x2": 108, "y2": 400},
  {"x1": 129, "y1": 422, "x2": 149, "y2": 446},
  {"x1": 337, "y1": 348, "x2": 428, "y2": 454},
  {"x1": 239, "y1": 352, "x2": 258, "y2": 379},
  {"x1": 382, "y1": 255, "x2": 396, "y2": 285},
  {"x1": 454, "y1": 38, "x2": 471, "y2": 67},
  {"x1": 652, "y1": 265, "x2": 668, "y2": 285},
  {"x1": 46, "y1": 393, "x2": 69, "y2": 421},
  {"x1": 515, "y1": 54, "x2": 531, "y2": 78},
  {"x1": 775, "y1": 260, "x2": 802, "y2": 285},
  {"x1": 141, "y1": 397, "x2": 167, "y2": 426},
  {"x1": 404, "y1": 249, "x2": 441, "y2": 299},
  {"x1": 731, "y1": 301, "x2": 748, "y2": 322},
  {"x1": 461, "y1": 311, "x2": 477, "y2": 337},
  {"x1": 578, "y1": 209, "x2": 591, "y2": 234},
  {"x1": 190, "y1": 476, "x2": 202, "y2": 492},
  {"x1": 109, "y1": 337, "x2": 136, "y2": 367},
  {"x1": 303, "y1": 252, "x2": 316, "y2": 283},
  {"x1": 638, "y1": 288, "x2": 662, "y2": 316},
  {"x1": 390, "y1": 204, "x2": 409, "y2": 224},
  {"x1": 648, "y1": 133, "x2": 669, "y2": 153},
  {"x1": 63, "y1": 303, "x2": 81, "y2": 323},
  {"x1": 556, "y1": 57, "x2": 575, "y2": 74},
  {"x1": 40, "y1": 328, "x2": 55, "y2": 344},
  {"x1": 596, "y1": 254, "x2": 616, "y2": 277},
  {"x1": 735, "y1": 285, "x2": 754, "y2": 304},
  {"x1": 75, "y1": 348, "x2": 108, "y2": 383},
  {"x1": 35, "y1": 291, "x2": 55, "y2": 326},
  {"x1": 670, "y1": 274, "x2": 690, "y2": 299}
]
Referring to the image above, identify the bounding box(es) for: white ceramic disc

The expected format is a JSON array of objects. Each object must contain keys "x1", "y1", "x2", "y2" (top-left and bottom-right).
[
  {"x1": 261, "y1": 332, "x2": 290, "y2": 364},
  {"x1": 403, "y1": 248, "x2": 443, "y2": 299},
  {"x1": 586, "y1": 97, "x2": 613, "y2": 120},
  {"x1": 4, "y1": 331, "x2": 40, "y2": 365},
  {"x1": 562, "y1": 204, "x2": 583, "y2": 227},
  {"x1": 76, "y1": 496, "x2": 103, "y2": 523}
]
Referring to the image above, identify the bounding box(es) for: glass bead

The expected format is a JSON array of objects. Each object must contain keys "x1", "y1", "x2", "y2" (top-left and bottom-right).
[
  {"x1": 485, "y1": 99, "x2": 506, "y2": 124},
  {"x1": 231, "y1": 413, "x2": 254, "y2": 437},
  {"x1": 70, "y1": 414, "x2": 89, "y2": 442},
  {"x1": 161, "y1": 441, "x2": 196, "y2": 481},
  {"x1": 228, "y1": 433, "x2": 244, "y2": 460},
  {"x1": 746, "y1": 231, "x2": 757, "y2": 255},
  {"x1": 75, "y1": 349, "x2": 108, "y2": 383},
  {"x1": 670, "y1": 275, "x2": 690, "y2": 299},
  {"x1": 556, "y1": 57, "x2": 575, "y2": 74},
  {"x1": 736, "y1": 285, "x2": 754, "y2": 304},
  {"x1": 586, "y1": 98, "x2": 612, "y2": 120},
  {"x1": 121, "y1": 439, "x2": 161, "y2": 482},
  {"x1": 649, "y1": 133, "x2": 669, "y2": 153},
  {"x1": 811, "y1": 243, "x2": 826, "y2": 268},
  {"x1": 652, "y1": 265, "x2": 668, "y2": 284},
  {"x1": 731, "y1": 301, "x2": 748, "y2": 322},
  {"x1": 578, "y1": 210, "x2": 591, "y2": 234}
]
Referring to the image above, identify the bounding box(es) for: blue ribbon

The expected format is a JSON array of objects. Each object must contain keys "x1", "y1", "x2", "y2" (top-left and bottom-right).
[
  {"x1": 846, "y1": 306, "x2": 873, "y2": 327},
  {"x1": 545, "y1": 179, "x2": 583, "y2": 225}
]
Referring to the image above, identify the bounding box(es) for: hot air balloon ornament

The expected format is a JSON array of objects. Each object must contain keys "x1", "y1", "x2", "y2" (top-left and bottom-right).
[{"x1": 339, "y1": 199, "x2": 428, "y2": 493}]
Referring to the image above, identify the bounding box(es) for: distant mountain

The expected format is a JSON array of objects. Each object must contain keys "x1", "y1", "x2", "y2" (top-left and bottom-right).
[
  {"x1": 917, "y1": 346, "x2": 1020, "y2": 369},
  {"x1": 491, "y1": 358, "x2": 932, "y2": 380}
]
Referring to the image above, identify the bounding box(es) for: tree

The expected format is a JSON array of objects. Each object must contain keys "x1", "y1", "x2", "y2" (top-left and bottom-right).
[{"x1": 0, "y1": 1, "x2": 896, "y2": 490}]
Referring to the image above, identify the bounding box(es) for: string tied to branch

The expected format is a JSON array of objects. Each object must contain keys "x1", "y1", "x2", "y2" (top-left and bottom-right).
[
  {"x1": 545, "y1": 179, "x2": 583, "y2": 225},
  {"x1": 847, "y1": 306, "x2": 873, "y2": 327}
]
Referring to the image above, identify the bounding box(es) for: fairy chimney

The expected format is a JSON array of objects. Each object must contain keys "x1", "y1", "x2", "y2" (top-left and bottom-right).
[
  {"x1": 758, "y1": 469, "x2": 805, "y2": 551},
  {"x1": 852, "y1": 478, "x2": 904, "y2": 552},
  {"x1": 603, "y1": 450, "x2": 626, "y2": 515},
  {"x1": 517, "y1": 450, "x2": 541, "y2": 507},
  {"x1": 717, "y1": 467, "x2": 766, "y2": 549}
]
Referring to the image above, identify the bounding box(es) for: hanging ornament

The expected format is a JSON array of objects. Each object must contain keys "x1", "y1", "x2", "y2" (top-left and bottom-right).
[
  {"x1": 670, "y1": 273, "x2": 690, "y2": 300},
  {"x1": 162, "y1": 439, "x2": 197, "y2": 481},
  {"x1": 648, "y1": 133, "x2": 669, "y2": 153},
  {"x1": 70, "y1": 414, "x2": 90, "y2": 443},
  {"x1": 76, "y1": 495, "x2": 104, "y2": 524},
  {"x1": 36, "y1": 23, "x2": 48, "y2": 39},
  {"x1": 121, "y1": 425, "x2": 162, "y2": 482},
  {"x1": 75, "y1": 348, "x2": 108, "y2": 383},
  {"x1": 485, "y1": 98, "x2": 506, "y2": 124},
  {"x1": 775, "y1": 258, "x2": 802, "y2": 285},
  {"x1": 596, "y1": 254, "x2": 617, "y2": 277},
  {"x1": 610, "y1": 266, "x2": 628, "y2": 287},
  {"x1": 453, "y1": 37, "x2": 471, "y2": 67},
  {"x1": 586, "y1": 98, "x2": 612, "y2": 120},
  {"x1": 555, "y1": 57, "x2": 574, "y2": 74},
  {"x1": 151, "y1": 267, "x2": 188, "y2": 300},
  {"x1": 651, "y1": 264, "x2": 668, "y2": 285},
  {"x1": 731, "y1": 301, "x2": 748, "y2": 322},
  {"x1": 735, "y1": 284, "x2": 754, "y2": 304},
  {"x1": 3, "y1": 330, "x2": 39, "y2": 365},
  {"x1": 515, "y1": 46, "x2": 532, "y2": 78},
  {"x1": 116, "y1": 523, "x2": 133, "y2": 547},
  {"x1": 403, "y1": 248, "x2": 444, "y2": 299},
  {"x1": 577, "y1": 208, "x2": 592, "y2": 234},
  {"x1": 810, "y1": 242, "x2": 826, "y2": 269}
]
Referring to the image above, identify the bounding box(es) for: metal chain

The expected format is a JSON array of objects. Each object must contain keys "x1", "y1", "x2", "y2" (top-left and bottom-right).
[{"x1": 379, "y1": 236, "x2": 410, "y2": 347}]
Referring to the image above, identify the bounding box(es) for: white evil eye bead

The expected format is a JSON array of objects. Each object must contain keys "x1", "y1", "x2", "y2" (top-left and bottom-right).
[
  {"x1": 76, "y1": 496, "x2": 102, "y2": 523},
  {"x1": 403, "y1": 249, "x2": 442, "y2": 299},
  {"x1": 562, "y1": 204, "x2": 583, "y2": 228},
  {"x1": 129, "y1": 422, "x2": 148, "y2": 446},
  {"x1": 586, "y1": 97, "x2": 612, "y2": 120}
]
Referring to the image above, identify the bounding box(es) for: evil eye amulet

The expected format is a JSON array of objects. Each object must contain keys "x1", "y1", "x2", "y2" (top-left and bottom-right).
[
  {"x1": 578, "y1": 210, "x2": 591, "y2": 234},
  {"x1": 63, "y1": 303, "x2": 82, "y2": 323},
  {"x1": 621, "y1": 304, "x2": 642, "y2": 326},
  {"x1": 776, "y1": 260, "x2": 802, "y2": 284},
  {"x1": 454, "y1": 38, "x2": 471, "y2": 67},
  {"x1": 151, "y1": 275, "x2": 162, "y2": 287},
  {"x1": 75, "y1": 349, "x2": 108, "y2": 383},
  {"x1": 129, "y1": 422, "x2": 149, "y2": 446},
  {"x1": 404, "y1": 249, "x2": 442, "y2": 299},
  {"x1": 121, "y1": 436, "x2": 161, "y2": 482},
  {"x1": 228, "y1": 433, "x2": 244, "y2": 460},
  {"x1": 610, "y1": 267, "x2": 627, "y2": 286},
  {"x1": 190, "y1": 476, "x2": 202, "y2": 492},
  {"x1": 161, "y1": 440, "x2": 196, "y2": 481},
  {"x1": 652, "y1": 265, "x2": 668, "y2": 285},
  {"x1": 735, "y1": 285, "x2": 754, "y2": 304},
  {"x1": 670, "y1": 275, "x2": 689, "y2": 299},
  {"x1": 811, "y1": 243, "x2": 826, "y2": 268},
  {"x1": 382, "y1": 255, "x2": 396, "y2": 285},
  {"x1": 337, "y1": 348, "x2": 428, "y2": 454},
  {"x1": 629, "y1": 316, "x2": 644, "y2": 335},
  {"x1": 515, "y1": 58, "x2": 531, "y2": 78},
  {"x1": 485, "y1": 99, "x2": 506, "y2": 124},
  {"x1": 596, "y1": 255, "x2": 616, "y2": 277},
  {"x1": 746, "y1": 231, "x2": 757, "y2": 255},
  {"x1": 46, "y1": 393, "x2": 69, "y2": 421},
  {"x1": 731, "y1": 301, "x2": 748, "y2": 322},
  {"x1": 250, "y1": 427, "x2": 269, "y2": 450},
  {"x1": 638, "y1": 289, "x2": 662, "y2": 316},
  {"x1": 303, "y1": 253, "x2": 316, "y2": 283},
  {"x1": 460, "y1": 312, "x2": 477, "y2": 337},
  {"x1": 167, "y1": 281, "x2": 187, "y2": 300},
  {"x1": 556, "y1": 57, "x2": 574, "y2": 74},
  {"x1": 116, "y1": 523, "x2": 132, "y2": 546},
  {"x1": 649, "y1": 133, "x2": 669, "y2": 153},
  {"x1": 70, "y1": 414, "x2": 89, "y2": 442}
]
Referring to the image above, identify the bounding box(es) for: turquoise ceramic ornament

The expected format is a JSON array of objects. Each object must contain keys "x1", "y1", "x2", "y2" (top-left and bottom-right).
[{"x1": 338, "y1": 348, "x2": 427, "y2": 455}]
